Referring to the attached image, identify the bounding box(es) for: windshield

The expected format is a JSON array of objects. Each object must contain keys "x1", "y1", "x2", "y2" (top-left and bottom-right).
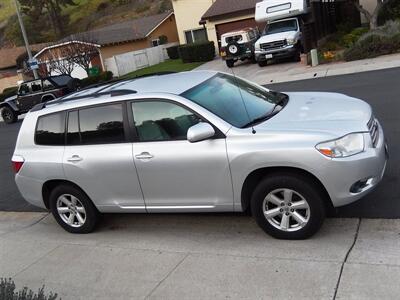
[
  {"x1": 50, "y1": 75, "x2": 72, "y2": 86},
  {"x1": 181, "y1": 73, "x2": 287, "y2": 128},
  {"x1": 264, "y1": 19, "x2": 298, "y2": 35}
]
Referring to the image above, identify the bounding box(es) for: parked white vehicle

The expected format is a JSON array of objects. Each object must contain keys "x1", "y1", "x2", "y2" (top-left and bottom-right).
[
  {"x1": 254, "y1": 18, "x2": 302, "y2": 67},
  {"x1": 255, "y1": 0, "x2": 310, "y2": 22}
]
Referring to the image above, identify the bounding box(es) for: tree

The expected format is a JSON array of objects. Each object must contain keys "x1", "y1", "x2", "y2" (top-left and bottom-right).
[
  {"x1": 67, "y1": 41, "x2": 100, "y2": 75},
  {"x1": 18, "y1": 0, "x2": 76, "y2": 38},
  {"x1": 352, "y1": 0, "x2": 391, "y2": 29}
]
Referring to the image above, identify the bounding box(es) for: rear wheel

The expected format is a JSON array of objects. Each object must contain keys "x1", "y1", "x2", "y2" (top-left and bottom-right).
[
  {"x1": 226, "y1": 60, "x2": 235, "y2": 68},
  {"x1": 49, "y1": 184, "x2": 99, "y2": 234},
  {"x1": 251, "y1": 174, "x2": 326, "y2": 239},
  {"x1": 1, "y1": 106, "x2": 18, "y2": 124},
  {"x1": 258, "y1": 60, "x2": 268, "y2": 67}
]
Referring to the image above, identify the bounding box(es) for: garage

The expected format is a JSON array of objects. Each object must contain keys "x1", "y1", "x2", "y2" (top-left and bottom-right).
[{"x1": 215, "y1": 18, "x2": 259, "y2": 48}]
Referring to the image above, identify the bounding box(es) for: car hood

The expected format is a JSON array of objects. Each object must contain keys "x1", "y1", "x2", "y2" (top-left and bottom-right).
[
  {"x1": 255, "y1": 92, "x2": 372, "y2": 137},
  {"x1": 256, "y1": 31, "x2": 297, "y2": 44}
]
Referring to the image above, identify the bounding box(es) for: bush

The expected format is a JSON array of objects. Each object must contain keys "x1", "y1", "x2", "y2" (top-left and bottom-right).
[
  {"x1": 80, "y1": 71, "x2": 113, "y2": 88},
  {"x1": 178, "y1": 41, "x2": 215, "y2": 63},
  {"x1": 342, "y1": 27, "x2": 369, "y2": 48},
  {"x1": 0, "y1": 86, "x2": 18, "y2": 102},
  {"x1": 166, "y1": 45, "x2": 179, "y2": 59},
  {"x1": 0, "y1": 278, "x2": 58, "y2": 300},
  {"x1": 343, "y1": 20, "x2": 400, "y2": 61}
]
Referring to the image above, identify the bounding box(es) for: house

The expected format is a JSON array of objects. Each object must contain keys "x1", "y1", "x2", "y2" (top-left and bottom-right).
[
  {"x1": 64, "y1": 10, "x2": 178, "y2": 61},
  {"x1": 173, "y1": 0, "x2": 361, "y2": 53},
  {"x1": 0, "y1": 43, "x2": 49, "y2": 92},
  {"x1": 34, "y1": 11, "x2": 179, "y2": 78}
]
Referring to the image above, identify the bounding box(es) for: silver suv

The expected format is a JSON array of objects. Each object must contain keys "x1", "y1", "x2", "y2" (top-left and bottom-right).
[{"x1": 12, "y1": 71, "x2": 388, "y2": 239}]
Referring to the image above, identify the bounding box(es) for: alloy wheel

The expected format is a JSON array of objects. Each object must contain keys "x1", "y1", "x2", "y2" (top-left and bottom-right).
[
  {"x1": 56, "y1": 194, "x2": 87, "y2": 228},
  {"x1": 262, "y1": 188, "x2": 310, "y2": 232}
]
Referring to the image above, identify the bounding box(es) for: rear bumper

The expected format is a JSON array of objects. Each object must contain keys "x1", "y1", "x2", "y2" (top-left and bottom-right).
[{"x1": 255, "y1": 45, "x2": 297, "y2": 61}]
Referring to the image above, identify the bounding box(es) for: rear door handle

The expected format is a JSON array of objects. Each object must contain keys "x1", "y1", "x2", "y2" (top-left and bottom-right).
[
  {"x1": 135, "y1": 152, "x2": 154, "y2": 160},
  {"x1": 67, "y1": 155, "x2": 83, "y2": 162}
]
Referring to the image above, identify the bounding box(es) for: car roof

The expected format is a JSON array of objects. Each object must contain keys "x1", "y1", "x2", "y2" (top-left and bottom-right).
[
  {"x1": 20, "y1": 74, "x2": 72, "y2": 85},
  {"x1": 43, "y1": 70, "x2": 217, "y2": 111}
]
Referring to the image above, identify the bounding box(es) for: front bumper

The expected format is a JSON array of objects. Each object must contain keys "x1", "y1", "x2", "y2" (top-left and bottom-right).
[
  {"x1": 320, "y1": 123, "x2": 388, "y2": 207},
  {"x1": 255, "y1": 44, "x2": 297, "y2": 61}
]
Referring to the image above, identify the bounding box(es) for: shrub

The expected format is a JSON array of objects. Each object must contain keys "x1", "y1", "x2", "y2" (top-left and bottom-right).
[
  {"x1": 178, "y1": 42, "x2": 215, "y2": 63},
  {"x1": 0, "y1": 278, "x2": 58, "y2": 300},
  {"x1": 80, "y1": 71, "x2": 114, "y2": 88},
  {"x1": 343, "y1": 20, "x2": 400, "y2": 61},
  {"x1": 0, "y1": 86, "x2": 18, "y2": 102},
  {"x1": 342, "y1": 27, "x2": 369, "y2": 48},
  {"x1": 166, "y1": 45, "x2": 179, "y2": 59}
]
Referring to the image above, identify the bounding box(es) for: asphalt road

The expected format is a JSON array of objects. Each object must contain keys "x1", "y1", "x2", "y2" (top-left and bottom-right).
[{"x1": 1, "y1": 67, "x2": 399, "y2": 217}]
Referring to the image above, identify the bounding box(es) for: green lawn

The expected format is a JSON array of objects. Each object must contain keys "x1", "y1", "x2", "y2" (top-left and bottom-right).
[{"x1": 121, "y1": 59, "x2": 204, "y2": 79}]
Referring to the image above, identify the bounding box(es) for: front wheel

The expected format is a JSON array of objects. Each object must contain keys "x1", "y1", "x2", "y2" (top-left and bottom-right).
[
  {"x1": 251, "y1": 174, "x2": 326, "y2": 239},
  {"x1": 258, "y1": 60, "x2": 268, "y2": 67},
  {"x1": 50, "y1": 184, "x2": 99, "y2": 234},
  {"x1": 1, "y1": 106, "x2": 18, "y2": 124},
  {"x1": 226, "y1": 60, "x2": 235, "y2": 68}
]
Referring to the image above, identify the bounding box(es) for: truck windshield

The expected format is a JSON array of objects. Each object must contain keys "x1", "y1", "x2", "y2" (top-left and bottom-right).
[
  {"x1": 264, "y1": 19, "x2": 298, "y2": 35},
  {"x1": 181, "y1": 73, "x2": 288, "y2": 128}
]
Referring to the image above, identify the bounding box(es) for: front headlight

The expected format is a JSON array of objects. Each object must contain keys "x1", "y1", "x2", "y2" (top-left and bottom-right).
[
  {"x1": 286, "y1": 38, "x2": 296, "y2": 45},
  {"x1": 255, "y1": 43, "x2": 260, "y2": 51},
  {"x1": 316, "y1": 133, "x2": 365, "y2": 158}
]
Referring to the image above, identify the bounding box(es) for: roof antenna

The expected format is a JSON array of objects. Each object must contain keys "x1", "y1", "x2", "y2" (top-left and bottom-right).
[{"x1": 230, "y1": 67, "x2": 256, "y2": 134}]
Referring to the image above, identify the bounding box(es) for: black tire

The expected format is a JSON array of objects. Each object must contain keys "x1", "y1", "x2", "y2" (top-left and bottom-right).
[
  {"x1": 49, "y1": 184, "x2": 99, "y2": 234},
  {"x1": 1, "y1": 106, "x2": 18, "y2": 124},
  {"x1": 293, "y1": 49, "x2": 301, "y2": 62},
  {"x1": 258, "y1": 60, "x2": 268, "y2": 67},
  {"x1": 251, "y1": 173, "x2": 326, "y2": 240},
  {"x1": 250, "y1": 55, "x2": 257, "y2": 64},
  {"x1": 226, "y1": 60, "x2": 235, "y2": 68}
]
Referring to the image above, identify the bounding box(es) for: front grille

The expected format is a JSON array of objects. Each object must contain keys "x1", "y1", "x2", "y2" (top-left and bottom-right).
[
  {"x1": 260, "y1": 40, "x2": 287, "y2": 51},
  {"x1": 367, "y1": 116, "x2": 379, "y2": 148}
]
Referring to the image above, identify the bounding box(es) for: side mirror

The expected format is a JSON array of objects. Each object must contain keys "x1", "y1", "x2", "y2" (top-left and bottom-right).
[{"x1": 187, "y1": 123, "x2": 215, "y2": 143}]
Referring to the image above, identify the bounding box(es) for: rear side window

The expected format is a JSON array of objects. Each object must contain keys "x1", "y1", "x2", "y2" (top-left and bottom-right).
[
  {"x1": 67, "y1": 104, "x2": 125, "y2": 145},
  {"x1": 35, "y1": 112, "x2": 66, "y2": 145}
]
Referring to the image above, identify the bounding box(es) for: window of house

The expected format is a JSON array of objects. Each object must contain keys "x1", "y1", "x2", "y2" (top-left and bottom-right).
[
  {"x1": 184, "y1": 28, "x2": 208, "y2": 44},
  {"x1": 35, "y1": 112, "x2": 66, "y2": 146},
  {"x1": 151, "y1": 39, "x2": 160, "y2": 47},
  {"x1": 67, "y1": 104, "x2": 125, "y2": 145},
  {"x1": 132, "y1": 101, "x2": 201, "y2": 142}
]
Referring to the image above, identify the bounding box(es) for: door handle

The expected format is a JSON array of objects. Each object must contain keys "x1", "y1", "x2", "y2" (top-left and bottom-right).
[
  {"x1": 135, "y1": 152, "x2": 154, "y2": 160},
  {"x1": 67, "y1": 155, "x2": 83, "y2": 162}
]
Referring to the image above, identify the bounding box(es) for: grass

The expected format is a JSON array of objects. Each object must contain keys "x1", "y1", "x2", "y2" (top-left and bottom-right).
[
  {"x1": 0, "y1": 0, "x2": 15, "y2": 24},
  {"x1": 121, "y1": 59, "x2": 204, "y2": 79}
]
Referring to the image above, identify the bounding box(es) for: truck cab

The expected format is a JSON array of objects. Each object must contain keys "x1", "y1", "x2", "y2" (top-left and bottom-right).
[{"x1": 254, "y1": 17, "x2": 302, "y2": 67}]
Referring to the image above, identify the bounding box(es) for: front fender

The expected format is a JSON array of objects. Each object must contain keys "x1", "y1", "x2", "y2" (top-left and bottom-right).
[{"x1": 0, "y1": 96, "x2": 19, "y2": 111}]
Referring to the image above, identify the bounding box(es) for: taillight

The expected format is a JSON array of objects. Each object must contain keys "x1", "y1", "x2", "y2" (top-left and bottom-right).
[{"x1": 12, "y1": 156, "x2": 24, "y2": 173}]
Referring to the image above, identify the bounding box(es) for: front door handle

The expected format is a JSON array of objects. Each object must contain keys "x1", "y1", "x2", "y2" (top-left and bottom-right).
[
  {"x1": 67, "y1": 155, "x2": 83, "y2": 162},
  {"x1": 135, "y1": 152, "x2": 154, "y2": 160}
]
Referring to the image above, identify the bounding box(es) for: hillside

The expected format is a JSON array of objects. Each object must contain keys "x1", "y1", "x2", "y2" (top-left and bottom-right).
[{"x1": 0, "y1": 0, "x2": 171, "y2": 47}]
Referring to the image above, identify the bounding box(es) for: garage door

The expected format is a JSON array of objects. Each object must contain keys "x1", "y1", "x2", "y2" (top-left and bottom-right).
[{"x1": 215, "y1": 18, "x2": 259, "y2": 49}]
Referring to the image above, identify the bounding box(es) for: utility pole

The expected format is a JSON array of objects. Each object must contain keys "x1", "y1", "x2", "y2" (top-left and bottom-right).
[{"x1": 13, "y1": 0, "x2": 39, "y2": 79}]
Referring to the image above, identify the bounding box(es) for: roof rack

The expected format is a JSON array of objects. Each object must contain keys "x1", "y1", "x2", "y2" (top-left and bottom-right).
[
  {"x1": 30, "y1": 89, "x2": 137, "y2": 112},
  {"x1": 30, "y1": 71, "x2": 178, "y2": 112}
]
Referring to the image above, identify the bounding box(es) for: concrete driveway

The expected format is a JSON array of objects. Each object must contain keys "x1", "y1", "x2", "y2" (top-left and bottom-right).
[{"x1": 1, "y1": 212, "x2": 400, "y2": 299}]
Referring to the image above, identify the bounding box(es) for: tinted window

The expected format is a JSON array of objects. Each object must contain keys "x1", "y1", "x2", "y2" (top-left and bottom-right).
[
  {"x1": 35, "y1": 112, "x2": 65, "y2": 145},
  {"x1": 264, "y1": 19, "x2": 298, "y2": 35},
  {"x1": 42, "y1": 80, "x2": 54, "y2": 91},
  {"x1": 132, "y1": 101, "x2": 201, "y2": 142},
  {"x1": 67, "y1": 104, "x2": 125, "y2": 145},
  {"x1": 19, "y1": 84, "x2": 29, "y2": 95},
  {"x1": 30, "y1": 81, "x2": 42, "y2": 93},
  {"x1": 182, "y1": 73, "x2": 286, "y2": 128}
]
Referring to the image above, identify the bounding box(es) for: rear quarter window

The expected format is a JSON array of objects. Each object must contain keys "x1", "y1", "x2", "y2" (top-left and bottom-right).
[{"x1": 35, "y1": 112, "x2": 66, "y2": 146}]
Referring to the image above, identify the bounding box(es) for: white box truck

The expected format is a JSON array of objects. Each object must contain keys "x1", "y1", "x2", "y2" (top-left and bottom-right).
[{"x1": 254, "y1": 0, "x2": 310, "y2": 66}]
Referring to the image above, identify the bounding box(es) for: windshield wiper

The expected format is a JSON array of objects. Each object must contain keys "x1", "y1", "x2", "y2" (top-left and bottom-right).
[{"x1": 241, "y1": 94, "x2": 288, "y2": 129}]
